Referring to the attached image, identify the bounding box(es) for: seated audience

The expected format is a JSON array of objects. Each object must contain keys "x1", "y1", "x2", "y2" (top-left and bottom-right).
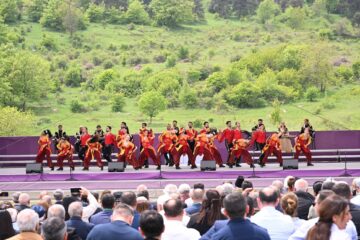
[
  {"x1": 15, "y1": 193, "x2": 30, "y2": 212},
  {"x1": 294, "y1": 179, "x2": 315, "y2": 220},
  {"x1": 351, "y1": 178, "x2": 360, "y2": 206},
  {"x1": 307, "y1": 181, "x2": 323, "y2": 219},
  {"x1": 53, "y1": 189, "x2": 64, "y2": 205},
  {"x1": 136, "y1": 196, "x2": 150, "y2": 213},
  {"x1": 139, "y1": 210, "x2": 165, "y2": 240},
  {"x1": 157, "y1": 184, "x2": 178, "y2": 211},
  {"x1": 0, "y1": 210, "x2": 16, "y2": 240},
  {"x1": 281, "y1": 192, "x2": 305, "y2": 228},
  {"x1": 178, "y1": 184, "x2": 191, "y2": 206},
  {"x1": 7, "y1": 209, "x2": 42, "y2": 240},
  {"x1": 89, "y1": 193, "x2": 114, "y2": 225},
  {"x1": 120, "y1": 191, "x2": 141, "y2": 229},
  {"x1": 42, "y1": 217, "x2": 67, "y2": 240},
  {"x1": 185, "y1": 188, "x2": 205, "y2": 215},
  {"x1": 66, "y1": 201, "x2": 94, "y2": 240}
]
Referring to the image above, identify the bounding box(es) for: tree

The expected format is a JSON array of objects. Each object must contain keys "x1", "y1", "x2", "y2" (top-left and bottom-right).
[
  {"x1": 40, "y1": 0, "x2": 64, "y2": 30},
  {"x1": 150, "y1": 0, "x2": 194, "y2": 27},
  {"x1": 27, "y1": 0, "x2": 48, "y2": 22},
  {"x1": 126, "y1": 0, "x2": 149, "y2": 24},
  {"x1": 86, "y1": 3, "x2": 105, "y2": 22},
  {"x1": 257, "y1": 0, "x2": 281, "y2": 23},
  {"x1": 0, "y1": 17, "x2": 9, "y2": 45},
  {"x1": 283, "y1": 7, "x2": 306, "y2": 29},
  {"x1": 305, "y1": 86, "x2": 319, "y2": 101},
  {"x1": 224, "y1": 81, "x2": 266, "y2": 108},
  {"x1": 139, "y1": 91, "x2": 167, "y2": 123},
  {"x1": 64, "y1": 65, "x2": 82, "y2": 87},
  {"x1": 0, "y1": 0, "x2": 19, "y2": 23},
  {"x1": 111, "y1": 93, "x2": 126, "y2": 112},
  {"x1": 179, "y1": 84, "x2": 198, "y2": 109},
  {"x1": 232, "y1": 0, "x2": 260, "y2": 18},
  {"x1": 270, "y1": 99, "x2": 282, "y2": 125},
  {"x1": 208, "y1": 0, "x2": 232, "y2": 18},
  {"x1": 193, "y1": 0, "x2": 205, "y2": 20},
  {"x1": 0, "y1": 107, "x2": 34, "y2": 136},
  {"x1": 94, "y1": 69, "x2": 118, "y2": 90},
  {"x1": 62, "y1": 0, "x2": 81, "y2": 37},
  {"x1": 353, "y1": 12, "x2": 360, "y2": 27}
]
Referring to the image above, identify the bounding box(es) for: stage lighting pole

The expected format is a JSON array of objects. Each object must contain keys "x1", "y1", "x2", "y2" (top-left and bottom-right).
[{"x1": 339, "y1": 150, "x2": 351, "y2": 177}]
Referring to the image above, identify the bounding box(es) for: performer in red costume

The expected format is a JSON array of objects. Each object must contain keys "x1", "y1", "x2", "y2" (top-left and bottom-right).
[
  {"x1": 258, "y1": 133, "x2": 283, "y2": 167},
  {"x1": 117, "y1": 134, "x2": 137, "y2": 168},
  {"x1": 36, "y1": 130, "x2": 54, "y2": 170},
  {"x1": 232, "y1": 121, "x2": 244, "y2": 167},
  {"x1": 83, "y1": 135, "x2": 104, "y2": 171},
  {"x1": 138, "y1": 130, "x2": 161, "y2": 170},
  {"x1": 294, "y1": 128, "x2": 314, "y2": 166},
  {"x1": 229, "y1": 138, "x2": 254, "y2": 168},
  {"x1": 139, "y1": 122, "x2": 151, "y2": 168},
  {"x1": 249, "y1": 124, "x2": 266, "y2": 151},
  {"x1": 56, "y1": 136, "x2": 75, "y2": 171},
  {"x1": 78, "y1": 127, "x2": 91, "y2": 161},
  {"x1": 185, "y1": 121, "x2": 197, "y2": 152},
  {"x1": 175, "y1": 132, "x2": 197, "y2": 169},
  {"x1": 157, "y1": 124, "x2": 178, "y2": 168},
  {"x1": 219, "y1": 121, "x2": 234, "y2": 165},
  {"x1": 103, "y1": 126, "x2": 116, "y2": 162}
]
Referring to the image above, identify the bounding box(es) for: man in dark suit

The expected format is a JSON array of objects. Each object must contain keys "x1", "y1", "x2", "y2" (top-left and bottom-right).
[
  {"x1": 294, "y1": 179, "x2": 315, "y2": 220},
  {"x1": 211, "y1": 192, "x2": 270, "y2": 240},
  {"x1": 89, "y1": 193, "x2": 114, "y2": 225},
  {"x1": 119, "y1": 191, "x2": 141, "y2": 230},
  {"x1": 66, "y1": 202, "x2": 94, "y2": 240},
  {"x1": 86, "y1": 203, "x2": 143, "y2": 240},
  {"x1": 200, "y1": 220, "x2": 228, "y2": 240},
  {"x1": 185, "y1": 189, "x2": 204, "y2": 215}
]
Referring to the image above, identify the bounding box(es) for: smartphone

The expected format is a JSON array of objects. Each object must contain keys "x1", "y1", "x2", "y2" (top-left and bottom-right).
[
  {"x1": 70, "y1": 188, "x2": 81, "y2": 195},
  {"x1": 0, "y1": 192, "x2": 9, "y2": 197}
]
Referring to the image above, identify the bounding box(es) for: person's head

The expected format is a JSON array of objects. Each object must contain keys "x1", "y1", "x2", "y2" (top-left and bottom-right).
[
  {"x1": 166, "y1": 123, "x2": 172, "y2": 130},
  {"x1": 173, "y1": 120, "x2": 178, "y2": 127},
  {"x1": 241, "y1": 180, "x2": 253, "y2": 191},
  {"x1": 258, "y1": 187, "x2": 280, "y2": 208},
  {"x1": 246, "y1": 196, "x2": 255, "y2": 217},
  {"x1": 314, "y1": 190, "x2": 335, "y2": 214},
  {"x1": 203, "y1": 121, "x2": 209, "y2": 128},
  {"x1": 139, "y1": 210, "x2": 164, "y2": 239},
  {"x1": 136, "y1": 197, "x2": 150, "y2": 213},
  {"x1": 18, "y1": 193, "x2": 30, "y2": 206},
  {"x1": 136, "y1": 184, "x2": 148, "y2": 193},
  {"x1": 332, "y1": 183, "x2": 352, "y2": 200},
  {"x1": 119, "y1": 191, "x2": 137, "y2": 208},
  {"x1": 42, "y1": 195, "x2": 52, "y2": 206},
  {"x1": 12, "y1": 192, "x2": 21, "y2": 204},
  {"x1": 307, "y1": 195, "x2": 351, "y2": 240},
  {"x1": 163, "y1": 184, "x2": 178, "y2": 195},
  {"x1": 284, "y1": 176, "x2": 295, "y2": 192},
  {"x1": 191, "y1": 188, "x2": 204, "y2": 203},
  {"x1": 272, "y1": 180, "x2": 284, "y2": 194},
  {"x1": 258, "y1": 119, "x2": 263, "y2": 125},
  {"x1": 17, "y1": 209, "x2": 39, "y2": 233},
  {"x1": 313, "y1": 181, "x2": 323, "y2": 196},
  {"x1": 101, "y1": 193, "x2": 115, "y2": 209},
  {"x1": 0, "y1": 210, "x2": 16, "y2": 238},
  {"x1": 235, "y1": 121, "x2": 241, "y2": 128},
  {"x1": 281, "y1": 192, "x2": 299, "y2": 217},
  {"x1": 353, "y1": 178, "x2": 360, "y2": 194},
  {"x1": 48, "y1": 204, "x2": 66, "y2": 220},
  {"x1": 188, "y1": 121, "x2": 193, "y2": 128},
  {"x1": 42, "y1": 217, "x2": 67, "y2": 240},
  {"x1": 193, "y1": 183, "x2": 205, "y2": 190},
  {"x1": 111, "y1": 203, "x2": 134, "y2": 225},
  {"x1": 121, "y1": 122, "x2": 127, "y2": 128},
  {"x1": 106, "y1": 126, "x2": 112, "y2": 132},
  {"x1": 222, "y1": 183, "x2": 234, "y2": 196},
  {"x1": 258, "y1": 124, "x2": 264, "y2": 131},
  {"x1": 304, "y1": 119, "x2": 309, "y2": 125},
  {"x1": 178, "y1": 184, "x2": 191, "y2": 202},
  {"x1": 197, "y1": 190, "x2": 222, "y2": 225},
  {"x1": 58, "y1": 125, "x2": 63, "y2": 130},
  {"x1": 226, "y1": 121, "x2": 231, "y2": 128},
  {"x1": 163, "y1": 199, "x2": 183, "y2": 220},
  {"x1": 294, "y1": 178, "x2": 309, "y2": 192},
  {"x1": 68, "y1": 201, "x2": 82, "y2": 218},
  {"x1": 322, "y1": 181, "x2": 336, "y2": 190},
  {"x1": 96, "y1": 125, "x2": 102, "y2": 130},
  {"x1": 235, "y1": 176, "x2": 245, "y2": 188},
  {"x1": 142, "y1": 122, "x2": 147, "y2": 128},
  {"x1": 223, "y1": 192, "x2": 247, "y2": 220}
]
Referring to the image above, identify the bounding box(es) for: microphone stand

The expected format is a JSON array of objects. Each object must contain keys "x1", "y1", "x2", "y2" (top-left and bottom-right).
[
  {"x1": 248, "y1": 151, "x2": 260, "y2": 178},
  {"x1": 339, "y1": 151, "x2": 351, "y2": 177}
]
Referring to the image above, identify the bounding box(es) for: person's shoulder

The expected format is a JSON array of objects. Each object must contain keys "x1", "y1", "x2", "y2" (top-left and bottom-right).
[{"x1": 250, "y1": 221, "x2": 270, "y2": 236}]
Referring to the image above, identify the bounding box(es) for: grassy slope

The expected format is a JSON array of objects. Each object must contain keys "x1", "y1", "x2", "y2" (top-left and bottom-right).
[{"x1": 11, "y1": 14, "x2": 360, "y2": 135}]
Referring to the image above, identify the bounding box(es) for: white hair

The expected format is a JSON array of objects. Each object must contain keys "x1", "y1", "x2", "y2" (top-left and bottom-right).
[
  {"x1": 178, "y1": 184, "x2": 191, "y2": 194},
  {"x1": 48, "y1": 204, "x2": 66, "y2": 220},
  {"x1": 222, "y1": 183, "x2": 234, "y2": 196},
  {"x1": 136, "y1": 184, "x2": 148, "y2": 193},
  {"x1": 354, "y1": 178, "x2": 360, "y2": 188},
  {"x1": 163, "y1": 184, "x2": 178, "y2": 195},
  {"x1": 18, "y1": 193, "x2": 30, "y2": 205},
  {"x1": 294, "y1": 178, "x2": 309, "y2": 192},
  {"x1": 68, "y1": 201, "x2": 83, "y2": 218},
  {"x1": 6, "y1": 208, "x2": 17, "y2": 222},
  {"x1": 17, "y1": 209, "x2": 39, "y2": 232},
  {"x1": 215, "y1": 185, "x2": 224, "y2": 196}
]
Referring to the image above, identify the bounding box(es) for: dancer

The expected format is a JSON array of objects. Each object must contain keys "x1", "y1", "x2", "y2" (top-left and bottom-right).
[
  {"x1": 83, "y1": 135, "x2": 104, "y2": 171},
  {"x1": 53, "y1": 125, "x2": 66, "y2": 152},
  {"x1": 232, "y1": 121, "x2": 244, "y2": 167},
  {"x1": 252, "y1": 119, "x2": 265, "y2": 131},
  {"x1": 138, "y1": 130, "x2": 161, "y2": 170},
  {"x1": 117, "y1": 134, "x2": 137, "y2": 168},
  {"x1": 157, "y1": 124, "x2": 178, "y2": 168},
  {"x1": 229, "y1": 138, "x2": 254, "y2": 168},
  {"x1": 74, "y1": 126, "x2": 84, "y2": 153},
  {"x1": 78, "y1": 127, "x2": 91, "y2": 161},
  {"x1": 103, "y1": 126, "x2": 116, "y2": 162},
  {"x1": 94, "y1": 125, "x2": 105, "y2": 145},
  {"x1": 35, "y1": 130, "x2": 54, "y2": 170},
  {"x1": 139, "y1": 123, "x2": 151, "y2": 168},
  {"x1": 56, "y1": 137, "x2": 75, "y2": 171},
  {"x1": 219, "y1": 121, "x2": 234, "y2": 165},
  {"x1": 250, "y1": 124, "x2": 266, "y2": 151},
  {"x1": 175, "y1": 132, "x2": 197, "y2": 169},
  {"x1": 258, "y1": 133, "x2": 283, "y2": 167},
  {"x1": 185, "y1": 121, "x2": 197, "y2": 153},
  {"x1": 294, "y1": 128, "x2": 313, "y2": 166},
  {"x1": 172, "y1": 120, "x2": 180, "y2": 136}
]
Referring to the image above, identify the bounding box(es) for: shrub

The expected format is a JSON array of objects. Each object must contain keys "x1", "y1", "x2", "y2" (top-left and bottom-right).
[
  {"x1": 225, "y1": 81, "x2": 266, "y2": 108},
  {"x1": 193, "y1": 119, "x2": 203, "y2": 128},
  {"x1": 64, "y1": 65, "x2": 82, "y2": 87},
  {"x1": 86, "y1": 3, "x2": 105, "y2": 23},
  {"x1": 40, "y1": 35, "x2": 57, "y2": 51},
  {"x1": 305, "y1": 86, "x2": 319, "y2": 102},
  {"x1": 70, "y1": 100, "x2": 87, "y2": 113},
  {"x1": 179, "y1": 88, "x2": 198, "y2": 109},
  {"x1": 103, "y1": 60, "x2": 114, "y2": 69},
  {"x1": 94, "y1": 69, "x2": 118, "y2": 90},
  {"x1": 335, "y1": 66, "x2": 353, "y2": 83},
  {"x1": 178, "y1": 46, "x2": 189, "y2": 60},
  {"x1": 125, "y1": 0, "x2": 149, "y2": 25},
  {"x1": 111, "y1": 94, "x2": 126, "y2": 112},
  {"x1": 165, "y1": 56, "x2": 176, "y2": 68}
]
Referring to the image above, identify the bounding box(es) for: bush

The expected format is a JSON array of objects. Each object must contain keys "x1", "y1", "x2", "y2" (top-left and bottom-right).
[
  {"x1": 86, "y1": 3, "x2": 105, "y2": 23},
  {"x1": 206, "y1": 72, "x2": 227, "y2": 93},
  {"x1": 40, "y1": 35, "x2": 57, "y2": 51},
  {"x1": 193, "y1": 119, "x2": 203, "y2": 128},
  {"x1": 225, "y1": 81, "x2": 266, "y2": 108},
  {"x1": 103, "y1": 60, "x2": 114, "y2": 69},
  {"x1": 93, "y1": 55, "x2": 103, "y2": 66},
  {"x1": 335, "y1": 66, "x2": 353, "y2": 83},
  {"x1": 125, "y1": 0, "x2": 149, "y2": 25},
  {"x1": 94, "y1": 69, "x2": 118, "y2": 90},
  {"x1": 321, "y1": 99, "x2": 336, "y2": 109},
  {"x1": 179, "y1": 88, "x2": 198, "y2": 109},
  {"x1": 187, "y1": 70, "x2": 201, "y2": 83},
  {"x1": 70, "y1": 100, "x2": 87, "y2": 113},
  {"x1": 64, "y1": 65, "x2": 82, "y2": 87},
  {"x1": 352, "y1": 61, "x2": 360, "y2": 80},
  {"x1": 111, "y1": 94, "x2": 126, "y2": 112},
  {"x1": 165, "y1": 56, "x2": 176, "y2": 68},
  {"x1": 178, "y1": 46, "x2": 189, "y2": 60},
  {"x1": 318, "y1": 28, "x2": 334, "y2": 40},
  {"x1": 305, "y1": 86, "x2": 319, "y2": 102}
]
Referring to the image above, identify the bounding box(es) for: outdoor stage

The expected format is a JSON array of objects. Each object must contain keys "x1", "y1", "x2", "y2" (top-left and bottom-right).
[{"x1": 0, "y1": 162, "x2": 359, "y2": 192}]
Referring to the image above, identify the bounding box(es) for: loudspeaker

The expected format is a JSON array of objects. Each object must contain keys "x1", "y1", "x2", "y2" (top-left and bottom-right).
[
  {"x1": 200, "y1": 160, "x2": 216, "y2": 171},
  {"x1": 26, "y1": 163, "x2": 43, "y2": 174},
  {"x1": 108, "y1": 162, "x2": 125, "y2": 172},
  {"x1": 283, "y1": 159, "x2": 298, "y2": 170}
]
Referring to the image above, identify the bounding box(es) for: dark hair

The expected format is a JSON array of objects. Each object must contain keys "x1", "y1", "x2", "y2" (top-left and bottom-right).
[
  {"x1": 281, "y1": 192, "x2": 298, "y2": 217},
  {"x1": 188, "y1": 121, "x2": 193, "y2": 124},
  {"x1": 194, "y1": 183, "x2": 205, "y2": 190},
  {"x1": 258, "y1": 119, "x2": 263, "y2": 122},
  {"x1": 322, "y1": 181, "x2": 335, "y2": 190},
  {"x1": 203, "y1": 121, "x2": 209, "y2": 126},
  {"x1": 113, "y1": 191, "x2": 123, "y2": 201},
  {"x1": 197, "y1": 190, "x2": 222, "y2": 226},
  {"x1": 122, "y1": 122, "x2": 127, "y2": 126},
  {"x1": 173, "y1": 120, "x2": 177, "y2": 124},
  {"x1": 136, "y1": 201, "x2": 150, "y2": 213},
  {"x1": 0, "y1": 210, "x2": 15, "y2": 239},
  {"x1": 235, "y1": 176, "x2": 245, "y2": 188},
  {"x1": 241, "y1": 180, "x2": 253, "y2": 190},
  {"x1": 120, "y1": 192, "x2": 137, "y2": 207},
  {"x1": 96, "y1": 125, "x2": 101, "y2": 128},
  {"x1": 107, "y1": 126, "x2": 112, "y2": 130},
  {"x1": 42, "y1": 217, "x2": 66, "y2": 240},
  {"x1": 137, "y1": 190, "x2": 150, "y2": 200},
  {"x1": 332, "y1": 183, "x2": 351, "y2": 200},
  {"x1": 306, "y1": 195, "x2": 349, "y2": 240},
  {"x1": 259, "y1": 188, "x2": 279, "y2": 204},
  {"x1": 223, "y1": 192, "x2": 246, "y2": 219},
  {"x1": 140, "y1": 210, "x2": 164, "y2": 239},
  {"x1": 101, "y1": 194, "x2": 115, "y2": 209},
  {"x1": 62, "y1": 196, "x2": 78, "y2": 221},
  {"x1": 287, "y1": 177, "x2": 296, "y2": 191},
  {"x1": 164, "y1": 199, "x2": 183, "y2": 217},
  {"x1": 142, "y1": 123, "x2": 147, "y2": 127},
  {"x1": 91, "y1": 191, "x2": 99, "y2": 201},
  {"x1": 226, "y1": 121, "x2": 231, "y2": 125},
  {"x1": 246, "y1": 196, "x2": 255, "y2": 217},
  {"x1": 313, "y1": 181, "x2": 323, "y2": 196}
]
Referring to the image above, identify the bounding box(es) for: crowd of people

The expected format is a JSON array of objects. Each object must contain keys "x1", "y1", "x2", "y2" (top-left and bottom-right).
[
  {"x1": 35, "y1": 119, "x2": 315, "y2": 171},
  {"x1": 1, "y1": 175, "x2": 359, "y2": 240}
]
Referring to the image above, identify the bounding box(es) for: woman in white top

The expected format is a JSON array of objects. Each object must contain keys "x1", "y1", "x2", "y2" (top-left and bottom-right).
[
  {"x1": 281, "y1": 192, "x2": 305, "y2": 229},
  {"x1": 306, "y1": 194, "x2": 352, "y2": 240}
]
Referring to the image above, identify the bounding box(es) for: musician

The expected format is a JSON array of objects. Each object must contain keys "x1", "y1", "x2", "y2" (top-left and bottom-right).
[
  {"x1": 94, "y1": 125, "x2": 105, "y2": 145},
  {"x1": 258, "y1": 133, "x2": 283, "y2": 167},
  {"x1": 138, "y1": 130, "x2": 161, "y2": 170},
  {"x1": 53, "y1": 125, "x2": 66, "y2": 152},
  {"x1": 252, "y1": 119, "x2": 265, "y2": 131},
  {"x1": 295, "y1": 128, "x2": 313, "y2": 166},
  {"x1": 249, "y1": 124, "x2": 266, "y2": 151},
  {"x1": 229, "y1": 139, "x2": 254, "y2": 168},
  {"x1": 56, "y1": 136, "x2": 75, "y2": 171},
  {"x1": 300, "y1": 119, "x2": 314, "y2": 136},
  {"x1": 117, "y1": 134, "x2": 137, "y2": 168},
  {"x1": 278, "y1": 122, "x2": 292, "y2": 153},
  {"x1": 157, "y1": 124, "x2": 178, "y2": 168},
  {"x1": 219, "y1": 121, "x2": 234, "y2": 165},
  {"x1": 78, "y1": 127, "x2": 91, "y2": 161},
  {"x1": 185, "y1": 121, "x2": 197, "y2": 153},
  {"x1": 74, "y1": 126, "x2": 84, "y2": 153},
  {"x1": 173, "y1": 120, "x2": 180, "y2": 136},
  {"x1": 175, "y1": 132, "x2": 197, "y2": 169},
  {"x1": 139, "y1": 122, "x2": 150, "y2": 168},
  {"x1": 35, "y1": 130, "x2": 54, "y2": 170},
  {"x1": 103, "y1": 126, "x2": 116, "y2": 162},
  {"x1": 83, "y1": 135, "x2": 104, "y2": 171}
]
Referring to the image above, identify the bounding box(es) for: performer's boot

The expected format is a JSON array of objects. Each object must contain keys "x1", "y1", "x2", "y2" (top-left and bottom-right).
[
  {"x1": 307, "y1": 162, "x2": 314, "y2": 166},
  {"x1": 57, "y1": 167, "x2": 63, "y2": 171},
  {"x1": 144, "y1": 159, "x2": 149, "y2": 168},
  {"x1": 156, "y1": 165, "x2": 161, "y2": 170},
  {"x1": 250, "y1": 163, "x2": 255, "y2": 168},
  {"x1": 191, "y1": 164, "x2": 197, "y2": 169},
  {"x1": 176, "y1": 165, "x2": 181, "y2": 170}
]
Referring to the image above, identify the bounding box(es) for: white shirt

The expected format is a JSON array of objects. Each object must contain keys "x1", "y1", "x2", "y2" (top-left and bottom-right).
[
  {"x1": 251, "y1": 206, "x2": 295, "y2": 240},
  {"x1": 160, "y1": 211, "x2": 190, "y2": 226},
  {"x1": 330, "y1": 223, "x2": 351, "y2": 240},
  {"x1": 289, "y1": 217, "x2": 358, "y2": 240},
  {"x1": 161, "y1": 220, "x2": 201, "y2": 240},
  {"x1": 185, "y1": 197, "x2": 193, "y2": 208},
  {"x1": 351, "y1": 195, "x2": 360, "y2": 206},
  {"x1": 82, "y1": 193, "x2": 101, "y2": 223}
]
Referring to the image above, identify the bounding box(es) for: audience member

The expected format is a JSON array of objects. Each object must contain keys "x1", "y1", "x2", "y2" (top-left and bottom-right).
[
  {"x1": 235, "y1": 176, "x2": 245, "y2": 189},
  {"x1": 178, "y1": 183, "x2": 191, "y2": 205},
  {"x1": 162, "y1": 199, "x2": 201, "y2": 240},
  {"x1": 222, "y1": 183, "x2": 234, "y2": 196},
  {"x1": 322, "y1": 181, "x2": 336, "y2": 190},
  {"x1": 241, "y1": 180, "x2": 254, "y2": 191},
  {"x1": 6, "y1": 208, "x2": 19, "y2": 232},
  {"x1": 136, "y1": 196, "x2": 150, "y2": 213},
  {"x1": 351, "y1": 178, "x2": 360, "y2": 206},
  {"x1": 272, "y1": 180, "x2": 284, "y2": 194},
  {"x1": 15, "y1": 193, "x2": 30, "y2": 212},
  {"x1": 89, "y1": 193, "x2": 114, "y2": 225},
  {"x1": 120, "y1": 191, "x2": 141, "y2": 229},
  {"x1": 251, "y1": 187, "x2": 295, "y2": 240},
  {"x1": 281, "y1": 192, "x2": 305, "y2": 228},
  {"x1": 0, "y1": 210, "x2": 16, "y2": 240},
  {"x1": 48, "y1": 204, "x2": 81, "y2": 240},
  {"x1": 307, "y1": 181, "x2": 323, "y2": 219},
  {"x1": 66, "y1": 201, "x2": 94, "y2": 240},
  {"x1": 157, "y1": 184, "x2": 178, "y2": 211},
  {"x1": 187, "y1": 190, "x2": 226, "y2": 235},
  {"x1": 212, "y1": 192, "x2": 270, "y2": 240},
  {"x1": 7, "y1": 209, "x2": 42, "y2": 240},
  {"x1": 194, "y1": 183, "x2": 205, "y2": 190},
  {"x1": 139, "y1": 210, "x2": 165, "y2": 240},
  {"x1": 12, "y1": 192, "x2": 21, "y2": 208},
  {"x1": 53, "y1": 189, "x2": 64, "y2": 205},
  {"x1": 86, "y1": 203, "x2": 143, "y2": 240},
  {"x1": 185, "y1": 188, "x2": 205, "y2": 215},
  {"x1": 42, "y1": 217, "x2": 67, "y2": 240},
  {"x1": 294, "y1": 179, "x2": 315, "y2": 220}
]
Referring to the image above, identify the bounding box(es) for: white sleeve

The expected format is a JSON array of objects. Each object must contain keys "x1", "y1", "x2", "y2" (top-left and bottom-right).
[{"x1": 82, "y1": 193, "x2": 101, "y2": 222}]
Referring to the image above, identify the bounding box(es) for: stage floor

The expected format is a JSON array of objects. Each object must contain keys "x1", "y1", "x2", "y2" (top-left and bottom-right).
[{"x1": 0, "y1": 162, "x2": 359, "y2": 191}]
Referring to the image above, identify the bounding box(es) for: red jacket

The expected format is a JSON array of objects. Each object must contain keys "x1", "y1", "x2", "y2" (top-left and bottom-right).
[
  {"x1": 233, "y1": 129, "x2": 242, "y2": 141},
  {"x1": 80, "y1": 133, "x2": 91, "y2": 146},
  {"x1": 219, "y1": 128, "x2": 234, "y2": 143},
  {"x1": 250, "y1": 130, "x2": 266, "y2": 145},
  {"x1": 105, "y1": 133, "x2": 116, "y2": 145},
  {"x1": 185, "y1": 128, "x2": 197, "y2": 141}
]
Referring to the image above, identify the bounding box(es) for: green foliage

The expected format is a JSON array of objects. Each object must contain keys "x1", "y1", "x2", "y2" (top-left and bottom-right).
[
  {"x1": 40, "y1": 0, "x2": 64, "y2": 30},
  {"x1": 206, "y1": 72, "x2": 227, "y2": 93},
  {"x1": 111, "y1": 93, "x2": 126, "y2": 112},
  {"x1": 270, "y1": 99, "x2": 282, "y2": 126},
  {"x1": 70, "y1": 100, "x2": 87, "y2": 113},
  {"x1": 27, "y1": 0, "x2": 48, "y2": 22},
  {"x1": 225, "y1": 81, "x2": 266, "y2": 108},
  {"x1": 352, "y1": 62, "x2": 360, "y2": 81},
  {"x1": 64, "y1": 65, "x2": 82, "y2": 87},
  {"x1": 85, "y1": 3, "x2": 105, "y2": 23},
  {"x1": 150, "y1": 0, "x2": 194, "y2": 27},
  {"x1": 257, "y1": 0, "x2": 281, "y2": 24},
  {"x1": 125, "y1": 0, "x2": 149, "y2": 24},
  {"x1": 282, "y1": 7, "x2": 306, "y2": 29},
  {"x1": 40, "y1": 34, "x2": 57, "y2": 50},
  {"x1": 138, "y1": 91, "x2": 167, "y2": 123},
  {"x1": 0, "y1": 0, "x2": 20, "y2": 23},
  {"x1": 165, "y1": 56, "x2": 176, "y2": 68},
  {"x1": 179, "y1": 85, "x2": 198, "y2": 109},
  {"x1": 305, "y1": 86, "x2": 319, "y2": 101},
  {"x1": 318, "y1": 28, "x2": 334, "y2": 40},
  {"x1": 0, "y1": 107, "x2": 35, "y2": 136},
  {"x1": 208, "y1": 0, "x2": 233, "y2": 18},
  {"x1": 94, "y1": 69, "x2": 118, "y2": 90},
  {"x1": 178, "y1": 46, "x2": 189, "y2": 60},
  {"x1": 335, "y1": 66, "x2": 353, "y2": 83}
]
